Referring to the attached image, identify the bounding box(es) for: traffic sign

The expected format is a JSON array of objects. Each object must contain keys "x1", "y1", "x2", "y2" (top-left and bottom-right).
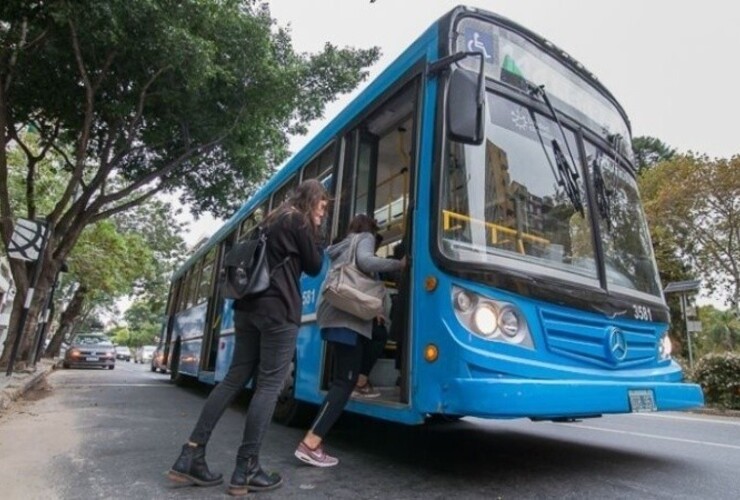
[{"x1": 7, "y1": 218, "x2": 47, "y2": 262}]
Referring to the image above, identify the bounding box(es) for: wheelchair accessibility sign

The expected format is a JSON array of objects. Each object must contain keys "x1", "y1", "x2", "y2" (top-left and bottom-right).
[{"x1": 464, "y1": 27, "x2": 495, "y2": 62}]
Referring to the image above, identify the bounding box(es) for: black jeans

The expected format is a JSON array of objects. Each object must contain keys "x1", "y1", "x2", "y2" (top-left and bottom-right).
[
  {"x1": 361, "y1": 321, "x2": 387, "y2": 377},
  {"x1": 309, "y1": 339, "x2": 363, "y2": 438},
  {"x1": 189, "y1": 310, "x2": 298, "y2": 458}
]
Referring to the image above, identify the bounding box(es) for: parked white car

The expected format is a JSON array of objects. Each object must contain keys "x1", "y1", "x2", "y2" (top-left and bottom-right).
[{"x1": 135, "y1": 345, "x2": 156, "y2": 364}]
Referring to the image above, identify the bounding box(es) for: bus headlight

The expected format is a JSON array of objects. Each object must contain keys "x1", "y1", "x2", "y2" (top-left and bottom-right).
[
  {"x1": 451, "y1": 286, "x2": 533, "y2": 348},
  {"x1": 454, "y1": 289, "x2": 476, "y2": 312},
  {"x1": 472, "y1": 304, "x2": 498, "y2": 336},
  {"x1": 499, "y1": 307, "x2": 520, "y2": 337}
]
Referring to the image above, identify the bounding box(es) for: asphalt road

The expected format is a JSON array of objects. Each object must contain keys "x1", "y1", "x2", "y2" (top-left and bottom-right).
[{"x1": 0, "y1": 361, "x2": 737, "y2": 499}]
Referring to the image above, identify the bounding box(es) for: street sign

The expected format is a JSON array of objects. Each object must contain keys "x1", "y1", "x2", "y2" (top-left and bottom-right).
[
  {"x1": 7, "y1": 218, "x2": 47, "y2": 262},
  {"x1": 687, "y1": 320, "x2": 703, "y2": 333}
]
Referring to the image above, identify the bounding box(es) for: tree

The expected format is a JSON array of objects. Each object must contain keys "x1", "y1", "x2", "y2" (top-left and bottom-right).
[
  {"x1": 0, "y1": 1, "x2": 379, "y2": 368},
  {"x1": 640, "y1": 154, "x2": 740, "y2": 310},
  {"x1": 124, "y1": 300, "x2": 163, "y2": 347},
  {"x1": 113, "y1": 199, "x2": 188, "y2": 314},
  {"x1": 695, "y1": 305, "x2": 739, "y2": 356},
  {"x1": 632, "y1": 136, "x2": 676, "y2": 173},
  {"x1": 43, "y1": 219, "x2": 154, "y2": 357}
]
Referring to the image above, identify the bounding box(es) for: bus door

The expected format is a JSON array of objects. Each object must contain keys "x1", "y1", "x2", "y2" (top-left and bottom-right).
[
  {"x1": 325, "y1": 79, "x2": 419, "y2": 404},
  {"x1": 197, "y1": 246, "x2": 221, "y2": 374}
]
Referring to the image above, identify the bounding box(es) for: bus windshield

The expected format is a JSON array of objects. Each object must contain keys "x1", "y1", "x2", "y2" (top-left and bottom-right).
[
  {"x1": 441, "y1": 92, "x2": 599, "y2": 286},
  {"x1": 454, "y1": 16, "x2": 632, "y2": 158}
]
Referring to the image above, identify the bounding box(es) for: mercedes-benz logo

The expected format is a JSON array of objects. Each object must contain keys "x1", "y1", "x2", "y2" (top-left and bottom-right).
[{"x1": 607, "y1": 327, "x2": 628, "y2": 363}]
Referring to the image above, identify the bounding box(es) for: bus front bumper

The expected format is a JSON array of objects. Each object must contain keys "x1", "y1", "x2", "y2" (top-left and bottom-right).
[{"x1": 443, "y1": 378, "x2": 704, "y2": 419}]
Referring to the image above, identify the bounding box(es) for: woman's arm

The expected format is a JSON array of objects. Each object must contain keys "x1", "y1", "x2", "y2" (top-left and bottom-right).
[{"x1": 355, "y1": 233, "x2": 404, "y2": 275}]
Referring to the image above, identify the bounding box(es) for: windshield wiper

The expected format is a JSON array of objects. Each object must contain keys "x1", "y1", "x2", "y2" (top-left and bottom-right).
[
  {"x1": 552, "y1": 139, "x2": 584, "y2": 216},
  {"x1": 527, "y1": 82, "x2": 584, "y2": 217},
  {"x1": 592, "y1": 156, "x2": 612, "y2": 230}
]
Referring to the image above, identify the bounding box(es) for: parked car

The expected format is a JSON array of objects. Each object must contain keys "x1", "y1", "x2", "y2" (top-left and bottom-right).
[
  {"x1": 135, "y1": 345, "x2": 156, "y2": 364},
  {"x1": 63, "y1": 334, "x2": 115, "y2": 370},
  {"x1": 150, "y1": 344, "x2": 167, "y2": 373},
  {"x1": 115, "y1": 345, "x2": 132, "y2": 361}
]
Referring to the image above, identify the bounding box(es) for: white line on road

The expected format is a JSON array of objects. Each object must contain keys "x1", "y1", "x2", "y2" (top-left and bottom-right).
[
  {"x1": 555, "y1": 422, "x2": 740, "y2": 450},
  {"x1": 632, "y1": 412, "x2": 740, "y2": 426}
]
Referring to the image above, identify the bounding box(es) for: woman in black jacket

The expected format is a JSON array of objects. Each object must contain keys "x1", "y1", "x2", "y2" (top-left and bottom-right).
[{"x1": 168, "y1": 179, "x2": 328, "y2": 496}]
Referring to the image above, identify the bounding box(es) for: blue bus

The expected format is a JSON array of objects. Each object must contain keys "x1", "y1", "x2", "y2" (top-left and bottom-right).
[{"x1": 163, "y1": 5, "x2": 703, "y2": 425}]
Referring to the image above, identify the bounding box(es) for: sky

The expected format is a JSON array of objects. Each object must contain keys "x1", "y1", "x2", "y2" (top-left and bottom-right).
[{"x1": 181, "y1": 0, "x2": 739, "y2": 304}]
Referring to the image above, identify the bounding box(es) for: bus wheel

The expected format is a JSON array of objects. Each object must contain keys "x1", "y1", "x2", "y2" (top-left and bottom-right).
[{"x1": 273, "y1": 359, "x2": 314, "y2": 427}]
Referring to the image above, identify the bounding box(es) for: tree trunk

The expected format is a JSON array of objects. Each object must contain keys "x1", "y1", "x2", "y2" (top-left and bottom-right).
[
  {"x1": 44, "y1": 285, "x2": 88, "y2": 357},
  {"x1": 0, "y1": 255, "x2": 58, "y2": 370}
]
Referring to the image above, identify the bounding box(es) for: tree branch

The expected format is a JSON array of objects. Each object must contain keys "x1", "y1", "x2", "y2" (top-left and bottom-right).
[
  {"x1": 50, "y1": 16, "x2": 98, "y2": 224},
  {"x1": 90, "y1": 185, "x2": 164, "y2": 224},
  {"x1": 100, "y1": 137, "x2": 223, "y2": 207},
  {"x1": 106, "y1": 65, "x2": 170, "y2": 168}
]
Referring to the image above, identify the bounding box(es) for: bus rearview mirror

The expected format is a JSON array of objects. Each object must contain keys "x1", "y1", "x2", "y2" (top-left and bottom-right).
[{"x1": 447, "y1": 66, "x2": 485, "y2": 145}]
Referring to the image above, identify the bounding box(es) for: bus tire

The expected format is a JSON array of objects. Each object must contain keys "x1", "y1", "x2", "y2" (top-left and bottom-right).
[{"x1": 273, "y1": 358, "x2": 315, "y2": 427}]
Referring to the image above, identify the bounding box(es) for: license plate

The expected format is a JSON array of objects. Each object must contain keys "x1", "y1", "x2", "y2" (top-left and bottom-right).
[
  {"x1": 628, "y1": 389, "x2": 656, "y2": 412},
  {"x1": 85, "y1": 356, "x2": 98, "y2": 361}
]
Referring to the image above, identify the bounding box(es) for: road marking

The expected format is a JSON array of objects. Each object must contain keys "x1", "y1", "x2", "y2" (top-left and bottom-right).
[
  {"x1": 632, "y1": 412, "x2": 740, "y2": 427},
  {"x1": 555, "y1": 422, "x2": 740, "y2": 450}
]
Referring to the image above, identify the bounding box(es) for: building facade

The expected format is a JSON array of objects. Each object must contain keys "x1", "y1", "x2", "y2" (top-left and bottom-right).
[{"x1": 0, "y1": 256, "x2": 16, "y2": 352}]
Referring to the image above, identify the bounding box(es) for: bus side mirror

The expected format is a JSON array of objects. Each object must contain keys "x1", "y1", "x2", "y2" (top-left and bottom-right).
[{"x1": 447, "y1": 66, "x2": 485, "y2": 145}]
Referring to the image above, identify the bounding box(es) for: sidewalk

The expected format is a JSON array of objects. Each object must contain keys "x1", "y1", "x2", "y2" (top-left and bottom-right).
[{"x1": 0, "y1": 358, "x2": 60, "y2": 411}]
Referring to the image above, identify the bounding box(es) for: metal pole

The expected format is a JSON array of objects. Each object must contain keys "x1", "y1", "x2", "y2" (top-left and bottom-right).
[
  {"x1": 30, "y1": 268, "x2": 59, "y2": 367},
  {"x1": 680, "y1": 293, "x2": 694, "y2": 369},
  {"x1": 5, "y1": 221, "x2": 51, "y2": 377}
]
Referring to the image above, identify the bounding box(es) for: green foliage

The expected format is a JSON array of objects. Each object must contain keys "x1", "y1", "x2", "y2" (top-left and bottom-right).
[
  {"x1": 632, "y1": 136, "x2": 676, "y2": 173},
  {"x1": 124, "y1": 300, "x2": 163, "y2": 347},
  {"x1": 69, "y1": 220, "x2": 155, "y2": 296},
  {"x1": 640, "y1": 154, "x2": 740, "y2": 310},
  {"x1": 108, "y1": 325, "x2": 131, "y2": 346},
  {"x1": 2, "y1": 0, "x2": 380, "y2": 219},
  {"x1": 693, "y1": 306, "x2": 740, "y2": 357},
  {"x1": 691, "y1": 352, "x2": 740, "y2": 409},
  {"x1": 113, "y1": 199, "x2": 187, "y2": 314}
]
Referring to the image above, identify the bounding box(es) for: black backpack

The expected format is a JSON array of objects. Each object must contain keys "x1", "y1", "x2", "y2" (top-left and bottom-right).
[{"x1": 219, "y1": 227, "x2": 287, "y2": 300}]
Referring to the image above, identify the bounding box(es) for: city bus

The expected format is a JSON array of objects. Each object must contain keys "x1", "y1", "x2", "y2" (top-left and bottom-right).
[{"x1": 162, "y1": 5, "x2": 703, "y2": 426}]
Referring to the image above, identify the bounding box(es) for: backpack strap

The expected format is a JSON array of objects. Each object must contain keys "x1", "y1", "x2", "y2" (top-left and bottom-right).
[{"x1": 259, "y1": 224, "x2": 291, "y2": 278}]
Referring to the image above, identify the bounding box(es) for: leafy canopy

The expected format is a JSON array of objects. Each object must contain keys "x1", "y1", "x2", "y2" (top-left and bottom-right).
[
  {"x1": 640, "y1": 154, "x2": 740, "y2": 310},
  {"x1": 2, "y1": 0, "x2": 380, "y2": 220}
]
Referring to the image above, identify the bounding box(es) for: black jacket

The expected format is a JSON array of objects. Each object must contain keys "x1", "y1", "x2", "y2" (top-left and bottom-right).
[{"x1": 233, "y1": 211, "x2": 323, "y2": 325}]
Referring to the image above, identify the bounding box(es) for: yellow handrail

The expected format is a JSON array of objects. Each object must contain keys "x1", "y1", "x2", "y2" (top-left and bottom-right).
[{"x1": 442, "y1": 209, "x2": 550, "y2": 254}]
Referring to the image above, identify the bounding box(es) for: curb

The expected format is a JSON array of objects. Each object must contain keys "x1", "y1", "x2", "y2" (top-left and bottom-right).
[
  {"x1": 689, "y1": 407, "x2": 740, "y2": 418},
  {"x1": 0, "y1": 359, "x2": 61, "y2": 412}
]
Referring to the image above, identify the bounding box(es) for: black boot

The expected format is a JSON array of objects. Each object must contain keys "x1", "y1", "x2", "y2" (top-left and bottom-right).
[
  {"x1": 227, "y1": 455, "x2": 283, "y2": 496},
  {"x1": 167, "y1": 443, "x2": 223, "y2": 487}
]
